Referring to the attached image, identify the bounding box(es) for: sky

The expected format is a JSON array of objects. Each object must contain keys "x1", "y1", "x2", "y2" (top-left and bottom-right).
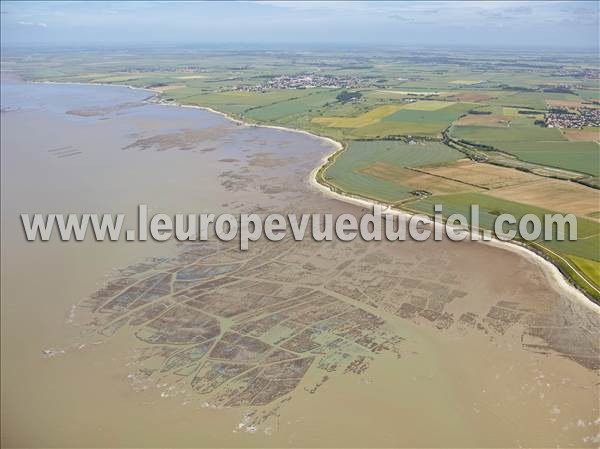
[{"x1": 1, "y1": 1, "x2": 598, "y2": 49}]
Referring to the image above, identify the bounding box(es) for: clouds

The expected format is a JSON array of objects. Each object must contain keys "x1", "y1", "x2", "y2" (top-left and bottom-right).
[
  {"x1": 17, "y1": 20, "x2": 47, "y2": 28},
  {"x1": 1, "y1": 0, "x2": 598, "y2": 48},
  {"x1": 255, "y1": 1, "x2": 598, "y2": 27}
]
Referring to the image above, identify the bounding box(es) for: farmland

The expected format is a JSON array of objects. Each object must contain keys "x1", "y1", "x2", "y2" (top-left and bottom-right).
[
  {"x1": 322, "y1": 140, "x2": 463, "y2": 202},
  {"x1": 359, "y1": 163, "x2": 478, "y2": 195},
  {"x1": 486, "y1": 179, "x2": 600, "y2": 219},
  {"x1": 244, "y1": 89, "x2": 340, "y2": 121},
  {"x1": 450, "y1": 122, "x2": 566, "y2": 143},
  {"x1": 3, "y1": 46, "x2": 599, "y2": 299},
  {"x1": 490, "y1": 141, "x2": 600, "y2": 177},
  {"x1": 416, "y1": 159, "x2": 540, "y2": 189},
  {"x1": 406, "y1": 192, "x2": 600, "y2": 277},
  {"x1": 312, "y1": 105, "x2": 402, "y2": 128},
  {"x1": 561, "y1": 128, "x2": 600, "y2": 141}
]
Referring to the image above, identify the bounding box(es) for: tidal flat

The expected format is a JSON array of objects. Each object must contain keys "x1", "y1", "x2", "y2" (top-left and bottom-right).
[{"x1": 1, "y1": 74, "x2": 599, "y2": 448}]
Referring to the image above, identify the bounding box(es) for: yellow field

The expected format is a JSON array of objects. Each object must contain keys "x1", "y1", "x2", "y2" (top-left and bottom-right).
[
  {"x1": 401, "y1": 100, "x2": 455, "y2": 111},
  {"x1": 569, "y1": 255, "x2": 600, "y2": 285},
  {"x1": 359, "y1": 163, "x2": 480, "y2": 195},
  {"x1": 418, "y1": 159, "x2": 539, "y2": 189},
  {"x1": 312, "y1": 105, "x2": 401, "y2": 128},
  {"x1": 486, "y1": 178, "x2": 600, "y2": 219}
]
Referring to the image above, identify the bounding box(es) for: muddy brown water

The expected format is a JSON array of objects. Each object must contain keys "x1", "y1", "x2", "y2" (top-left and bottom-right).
[{"x1": 1, "y1": 74, "x2": 599, "y2": 448}]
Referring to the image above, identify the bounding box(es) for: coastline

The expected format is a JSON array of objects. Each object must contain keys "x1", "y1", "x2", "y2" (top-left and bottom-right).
[
  {"x1": 307, "y1": 143, "x2": 600, "y2": 312},
  {"x1": 28, "y1": 78, "x2": 600, "y2": 310}
]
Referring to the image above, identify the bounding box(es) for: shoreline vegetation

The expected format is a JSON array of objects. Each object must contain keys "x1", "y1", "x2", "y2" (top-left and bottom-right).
[{"x1": 32, "y1": 78, "x2": 600, "y2": 307}]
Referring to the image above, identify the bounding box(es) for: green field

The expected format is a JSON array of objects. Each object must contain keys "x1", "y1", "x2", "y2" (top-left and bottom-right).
[
  {"x1": 384, "y1": 102, "x2": 473, "y2": 123},
  {"x1": 451, "y1": 120, "x2": 600, "y2": 176},
  {"x1": 244, "y1": 89, "x2": 340, "y2": 121},
  {"x1": 492, "y1": 141, "x2": 600, "y2": 177},
  {"x1": 450, "y1": 123, "x2": 566, "y2": 143},
  {"x1": 166, "y1": 88, "x2": 339, "y2": 118}
]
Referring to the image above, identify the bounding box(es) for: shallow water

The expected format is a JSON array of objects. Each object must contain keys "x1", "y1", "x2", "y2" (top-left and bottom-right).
[{"x1": 1, "y1": 75, "x2": 599, "y2": 448}]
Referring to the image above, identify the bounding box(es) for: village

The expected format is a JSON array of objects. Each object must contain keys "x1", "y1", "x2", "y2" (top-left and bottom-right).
[
  {"x1": 233, "y1": 73, "x2": 366, "y2": 92},
  {"x1": 545, "y1": 106, "x2": 600, "y2": 128}
]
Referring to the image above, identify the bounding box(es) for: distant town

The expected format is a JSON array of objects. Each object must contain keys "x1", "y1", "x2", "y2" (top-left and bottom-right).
[
  {"x1": 233, "y1": 74, "x2": 366, "y2": 92},
  {"x1": 550, "y1": 68, "x2": 600, "y2": 79},
  {"x1": 545, "y1": 106, "x2": 600, "y2": 128}
]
